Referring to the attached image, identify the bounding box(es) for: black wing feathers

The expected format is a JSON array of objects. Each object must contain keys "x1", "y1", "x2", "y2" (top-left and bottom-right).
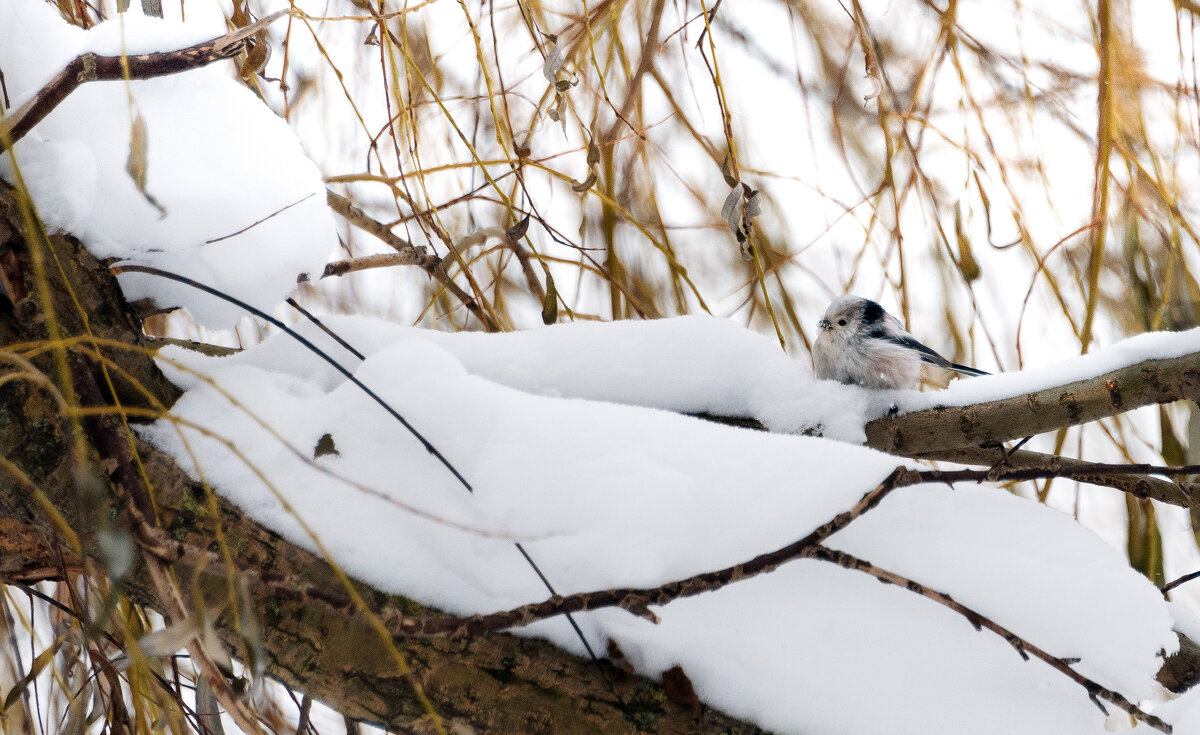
[
  {"x1": 948, "y1": 362, "x2": 990, "y2": 377},
  {"x1": 872, "y1": 332, "x2": 953, "y2": 369},
  {"x1": 861, "y1": 300, "x2": 886, "y2": 324}
]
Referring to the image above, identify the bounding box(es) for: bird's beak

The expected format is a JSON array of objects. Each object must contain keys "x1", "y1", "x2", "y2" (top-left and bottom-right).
[{"x1": 818, "y1": 319, "x2": 831, "y2": 330}]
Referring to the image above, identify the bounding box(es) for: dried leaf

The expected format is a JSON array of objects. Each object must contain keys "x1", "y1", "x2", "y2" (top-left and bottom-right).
[
  {"x1": 137, "y1": 616, "x2": 202, "y2": 658},
  {"x1": 955, "y1": 208, "x2": 981, "y2": 281},
  {"x1": 238, "y1": 36, "x2": 271, "y2": 80},
  {"x1": 1161, "y1": 407, "x2": 1187, "y2": 466},
  {"x1": 863, "y1": 73, "x2": 882, "y2": 103},
  {"x1": 4, "y1": 642, "x2": 61, "y2": 712},
  {"x1": 125, "y1": 110, "x2": 167, "y2": 217},
  {"x1": 586, "y1": 137, "x2": 600, "y2": 167},
  {"x1": 541, "y1": 271, "x2": 558, "y2": 325},
  {"x1": 662, "y1": 665, "x2": 700, "y2": 708},
  {"x1": 506, "y1": 214, "x2": 531, "y2": 241},
  {"x1": 571, "y1": 170, "x2": 598, "y2": 192},
  {"x1": 721, "y1": 182, "x2": 746, "y2": 238},
  {"x1": 126, "y1": 111, "x2": 149, "y2": 191},
  {"x1": 237, "y1": 576, "x2": 266, "y2": 701},
  {"x1": 719, "y1": 154, "x2": 738, "y2": 187},
  {"x1": 196, "y1": 676, "x2": 226, "y2": 735},
  {"x1": 605, "y1": 640, "x2": 635, "y2": 676},
  {"x1": 743, "y1": 187, "x2": 761, "y2": 220},
  {"x1": 542, "y1": 44, "x2": 565, "y2": 82},
  {"x1": 313, "y1": 432, "x2": 339, "y2": 459}
]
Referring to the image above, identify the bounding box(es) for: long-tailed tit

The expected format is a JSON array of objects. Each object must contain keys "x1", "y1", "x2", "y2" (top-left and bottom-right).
[{"x1": 812, "y1": 295, "x2": 988, "y2": 390}]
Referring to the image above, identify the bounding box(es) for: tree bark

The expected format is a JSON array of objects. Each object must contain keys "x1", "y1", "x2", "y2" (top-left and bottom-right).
[
  {"x1": 0, "y1": 181, "x2": 766, "y2": 733},
  {"x1": 3, "y1": 173, "x2": 1200, "y2": 732}
]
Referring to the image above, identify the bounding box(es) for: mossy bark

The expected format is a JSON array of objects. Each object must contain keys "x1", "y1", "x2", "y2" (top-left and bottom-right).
[{"x1": 0, "y1": 182, "x2": 769, "y2": 733}]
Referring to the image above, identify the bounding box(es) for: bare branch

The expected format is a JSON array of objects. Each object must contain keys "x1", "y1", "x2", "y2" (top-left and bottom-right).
[
  {"x1": 322, "y1": 252, "x2": 437, "y2": 278},
  {"x1": 0, "y1": 10, "x2": 289, "y2": 152},
  {"x1": 916, "y1": 446, "x2": 1200, "y2": 507},
  {"x1": 398, "y1": 461, "x2": 1200, "y2": 639},
  {"x1": 324, "y1": 189, "x2": 498, "y2": 331},
  {"x1": 809, "y1": 545, "x2": 1170, "y2": 733}
]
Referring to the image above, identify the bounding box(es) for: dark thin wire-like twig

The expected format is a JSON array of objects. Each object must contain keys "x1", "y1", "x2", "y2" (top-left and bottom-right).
[
  {"x1": 111, "y1": 264, "x2": 472, "y2": 490},
  {"x1": 114, "y1": 265, "x2": 607, "y2": 678},
  {"x1": 283, "y1": 297, "x2": 609, "y2": 672},
  {"x1": 205, "y1": 193, "x2": 315, "y2": 245},
  {"x1": 1163, "y1": 570, "x2": 1200, "y2": 594}
]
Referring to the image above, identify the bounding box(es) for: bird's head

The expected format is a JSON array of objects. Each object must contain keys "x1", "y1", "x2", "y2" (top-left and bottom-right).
[{"x1": 818, "y1": 295, "x2": 886, "y2": 339}]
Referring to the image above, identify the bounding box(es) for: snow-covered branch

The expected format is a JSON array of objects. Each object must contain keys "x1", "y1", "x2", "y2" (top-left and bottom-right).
[
  {"x1": 0, "y1": 10, "x2": 287, "y2": 153},
  {"x1": 866, "y1": 354, "x2": 1200, "y2": 456}
]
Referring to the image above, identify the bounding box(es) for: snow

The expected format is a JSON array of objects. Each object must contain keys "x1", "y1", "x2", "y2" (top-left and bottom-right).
[
  {"x1": 145, "y1": 316, "x2": 1182, "y2": 734},
  {"x1": 0, "y1": 0, "x2": 335, "y2": 328},
  {"x1": 3, "y1": 1, "x2": 1198, "y2": 732},
  {"x1": 899, "y1": 327, "x2": 1200, "y2": 413}
]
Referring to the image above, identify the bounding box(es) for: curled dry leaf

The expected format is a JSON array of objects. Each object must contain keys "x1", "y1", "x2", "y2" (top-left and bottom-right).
[
  {"x1": 571, "y1": 170, "x2": 597, "y2": 192},
  {"x1": 506, "y1": 214, "x2": 531, "y2": 241},
  {"x1": 721, "y1": 182, "x2": 761, "y2": 260},
  {"x1": 863, "y1": 72, "x2": 882, "y2": 103},
  {"x1": 721, "y1": 182, "x2": 746, "y2": 232},
  {"x1": 125, "y1": 110, "x2": 167, "y2": 217},
  {"x1": 542, "y1": 44, "x2": 565, "y2": 82}
]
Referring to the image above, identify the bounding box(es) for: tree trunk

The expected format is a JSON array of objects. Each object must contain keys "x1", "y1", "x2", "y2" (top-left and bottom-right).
[{"x1": 0, "y1": 181, "x2": 768, "y2": 733}]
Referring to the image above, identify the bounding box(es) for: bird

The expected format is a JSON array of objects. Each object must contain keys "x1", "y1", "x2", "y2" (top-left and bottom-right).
[{"x1": 812, "y1": 294, "x2": 988, "y2": 390}]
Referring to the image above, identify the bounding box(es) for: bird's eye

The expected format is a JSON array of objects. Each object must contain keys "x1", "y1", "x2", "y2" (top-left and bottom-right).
[{"x1": 837, "y1": 319, "x2": 847, "y2": 327}]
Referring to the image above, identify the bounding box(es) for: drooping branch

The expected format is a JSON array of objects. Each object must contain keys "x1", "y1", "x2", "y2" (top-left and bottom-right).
[
  {"x1": 0, "y1": 11, "x2": 288, "y2": 152},
  {"x1": 392, "y1": 462, "x2": 1189, "y2": 730},
  {"x1": 809, "y1": 545, "x2": 1170, "y2": 733},
  {"x1": 396, "y1": 461, "x2": 1200, "y2": 639}
]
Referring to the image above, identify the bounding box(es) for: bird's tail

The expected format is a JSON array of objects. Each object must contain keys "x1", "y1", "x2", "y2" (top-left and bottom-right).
[{"x1": 949, "y1": 363, "x2": 989, "y2": 378}]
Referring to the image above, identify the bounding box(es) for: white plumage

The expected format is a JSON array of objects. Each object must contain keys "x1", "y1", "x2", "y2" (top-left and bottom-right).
[{"x1": 812, "y1": 295, "x2": 987, "y2": 390}]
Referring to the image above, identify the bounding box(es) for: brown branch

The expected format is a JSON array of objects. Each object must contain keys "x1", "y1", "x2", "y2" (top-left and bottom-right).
[
  {"x1": 399, "y1": 461, "x2": 1200, "y2": 638},
  {"x1": 388, "y1": 461, "x2": 1188, "y2": 729},
  {"x1": 324, "y1": 190, "x2": 498, "y2": 330},
  {"x1": 0, "y1": 10, "x2": 289, "y2": 153},
  {"x1": 321, "y1": 252, "x2": 437, "y2": 278},
  {"x1": 866, "y1": 354, "x2": 1200, "y2": 455},
  {"x1": 916, "y1": 446, "x2": 1200, "y2": 507},
  {"x1": 691, "y1": 410, "x2": 1199, "y2": 505},
  {"x1": 396, "y1": 466, "x2": 917, "y2": 637},
  {"x1": 0, "y1": 180, "x2": 757, "y2": 732},
  {"x1": 809, "y1": 545, "x2": 1170, "y2": 733}
]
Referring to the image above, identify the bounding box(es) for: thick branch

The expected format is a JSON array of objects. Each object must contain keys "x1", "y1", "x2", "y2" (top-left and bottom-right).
[
  {"x1": 0, "y1": 184, "x2": 761, "y2": 734},
  {"x1": 866, "y1": 358, "x2": 1200, "y2": 455}
]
